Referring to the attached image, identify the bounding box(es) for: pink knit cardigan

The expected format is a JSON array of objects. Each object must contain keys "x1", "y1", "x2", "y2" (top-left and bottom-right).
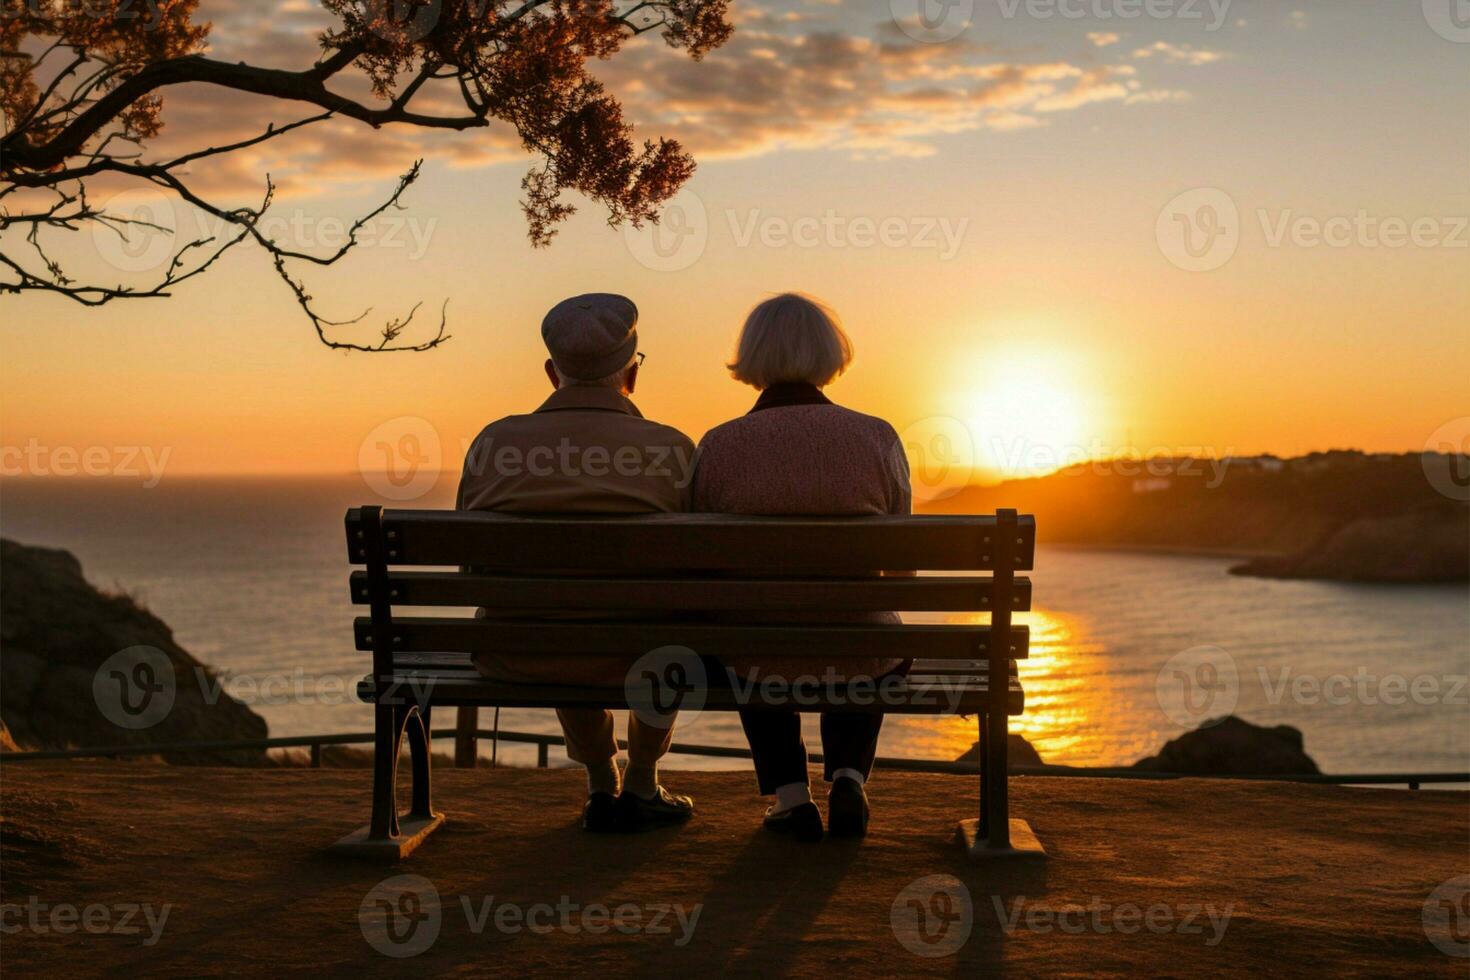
[{"x1": 690, "y1": 391, "x2": 913, "y2": 682}]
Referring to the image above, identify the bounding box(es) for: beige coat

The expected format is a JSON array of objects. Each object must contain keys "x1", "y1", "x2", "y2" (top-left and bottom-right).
[
  {"x1": 457, "y1": 385, "x2": 696, "y2": 515},
  {"x1": 456, "y1": 385, "x2": 696, "y2": 685}
]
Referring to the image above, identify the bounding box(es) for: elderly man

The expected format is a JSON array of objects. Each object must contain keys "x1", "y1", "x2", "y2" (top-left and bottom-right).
[{"x1": 456, "y1": 293, "x2": 696, "y2": 833}]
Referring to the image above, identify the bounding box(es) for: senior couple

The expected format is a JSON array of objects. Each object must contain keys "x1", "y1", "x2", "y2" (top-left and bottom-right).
[{"x1": 457, "y1": 292, "x2": 912, "y2": 843}]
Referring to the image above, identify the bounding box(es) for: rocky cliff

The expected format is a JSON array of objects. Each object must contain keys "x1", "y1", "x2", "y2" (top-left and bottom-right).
[
  {"x1": 928, "y1": 451, "x2": 1468, "y2": 582},
  {"x1": 1230, "y1": 506, "x2": 1469, "y2": 583},
  {"x1": 1, "y1": 538, "x2": 267, "y2": 764}
]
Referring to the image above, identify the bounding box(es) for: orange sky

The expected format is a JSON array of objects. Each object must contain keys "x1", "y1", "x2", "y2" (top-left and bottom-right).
[{"x1": 2, "y1": 0, "x2": 1467, "y2": 482}]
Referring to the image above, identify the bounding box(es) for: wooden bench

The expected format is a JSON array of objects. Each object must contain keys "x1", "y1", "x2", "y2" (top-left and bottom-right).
[{"x1": 334, "y1": 505, "x2": 1044, "y2": 860}]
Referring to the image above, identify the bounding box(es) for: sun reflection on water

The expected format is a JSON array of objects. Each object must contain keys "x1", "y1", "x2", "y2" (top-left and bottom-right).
[{"x1": 917, "y1": 606, "x2": 1113, "y2": 766}]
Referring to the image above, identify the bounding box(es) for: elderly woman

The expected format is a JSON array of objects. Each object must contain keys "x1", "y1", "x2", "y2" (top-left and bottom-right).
[{"x1": 691, "y1": 292, "x2": 912, "y2": 842}]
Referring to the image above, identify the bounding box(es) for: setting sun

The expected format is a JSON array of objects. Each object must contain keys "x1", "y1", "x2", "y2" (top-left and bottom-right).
[{"x1": 964, "y1": 353, "x2": 1098, "y2": 480}]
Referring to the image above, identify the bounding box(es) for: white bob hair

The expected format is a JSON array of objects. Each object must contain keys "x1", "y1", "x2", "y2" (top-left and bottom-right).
[{"x1": 727, "y1": 292, "x2": 854, "y2": 390}]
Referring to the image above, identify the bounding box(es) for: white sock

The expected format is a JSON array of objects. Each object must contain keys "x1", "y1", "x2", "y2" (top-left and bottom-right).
[
  {"x1": 623, "y1": 762, "x2": 658, "y2": 800},
  {"x1": 832, "y1": 767, "x2": 866, "y2": 786},
  {"x1": 771, "y1": 781, "x2": 813, "y2": 814},
  {"x1": 587, "y1": 759, "x2": 620, "y2": 797}
]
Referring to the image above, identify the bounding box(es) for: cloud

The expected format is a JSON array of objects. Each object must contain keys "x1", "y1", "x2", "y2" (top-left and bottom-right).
[
  {"x1": 1032, "y1": 67, "x2": 1132, "y2": 112},
  {"x1": 129, "y1": 0, "x2": 1223, "y2": 191},
  {"x1": 602, "y1": 23, "x2": 1223, "y2": 157},
  {"x1": 1132, "y1": 41, "x2": 1224, "y2": 66}
]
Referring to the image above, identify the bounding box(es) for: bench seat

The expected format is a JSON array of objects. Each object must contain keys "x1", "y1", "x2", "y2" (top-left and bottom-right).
[{"x1": 356, "y1": 663, "x2": 1023, "y2": 714}]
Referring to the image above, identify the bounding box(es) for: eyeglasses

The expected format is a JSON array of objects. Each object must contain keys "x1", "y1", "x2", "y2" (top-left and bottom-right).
[{"x1": 634, "y1": 351, "x2": 646, "y2": 367}]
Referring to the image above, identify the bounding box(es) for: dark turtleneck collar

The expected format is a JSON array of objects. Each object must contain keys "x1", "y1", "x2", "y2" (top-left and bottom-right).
[{"x1": 749, "y1": 382, "x2": 833, "y2": 414}]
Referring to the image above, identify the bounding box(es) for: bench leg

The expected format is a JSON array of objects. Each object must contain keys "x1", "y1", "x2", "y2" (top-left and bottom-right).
[
  {"x1": 958, "y1": 710, "x2": 1045, "y2": 860},
  {"x1": 454, "y1": 706, "x2": 478, "y2": 768},
  {"x1": 374, "y1": 703, "x2": 400, "y2": 839},
  {"x1": 407, "y1": 703, "x2": 434, "y2": 820},
  {"x1": 330, "y1": 702, "x2": 445, "y2": 860}
]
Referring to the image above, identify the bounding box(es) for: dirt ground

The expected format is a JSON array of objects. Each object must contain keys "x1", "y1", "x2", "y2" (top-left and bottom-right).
[{"x1": 1, "y1": 763, "x2": 1466, "y2": 977}]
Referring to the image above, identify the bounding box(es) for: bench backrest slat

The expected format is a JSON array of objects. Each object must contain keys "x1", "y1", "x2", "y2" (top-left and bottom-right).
[
  {"x1": 348, "y1": 571, "x2": 1031, "y2": 612},
  {"x1": 354, "y1": 617, "x2": 1029, "y2": 661},
  {"x1": 345, "y1": 510, "x2": 1036, "y2": 572}
]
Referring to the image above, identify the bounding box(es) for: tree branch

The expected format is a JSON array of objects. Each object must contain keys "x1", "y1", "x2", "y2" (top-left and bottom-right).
[{"x1": 4, "y1": 54, "x2": 489, "y2": 174}]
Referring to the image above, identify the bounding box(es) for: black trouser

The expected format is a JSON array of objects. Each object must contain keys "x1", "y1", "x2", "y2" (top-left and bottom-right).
[
  {"x1": 738, "y1": 708, "x2": 887, "y2": 795},
  {"x1": 716, "y1": 657, "x2": 910, "y2": 795}
]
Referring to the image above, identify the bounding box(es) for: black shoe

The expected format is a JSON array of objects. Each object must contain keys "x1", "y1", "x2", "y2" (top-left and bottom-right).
[
  {"x1": 827, "y1": 777, "x2": 869, "y2": 838},
  {"x1": 615, "y1": 786, "x2": 694, "y2": 831},
  {"x1": 583, "y1": 791, "x2": 619, "y2": 833},
  {"x1": 763, "y1": 801, "x2": 823, "y2": 843}
]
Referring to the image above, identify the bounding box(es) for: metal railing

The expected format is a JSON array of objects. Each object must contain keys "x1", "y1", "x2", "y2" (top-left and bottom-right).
[{"x1": 2, "y1": 728, "x2": 1467, "y2": 790}]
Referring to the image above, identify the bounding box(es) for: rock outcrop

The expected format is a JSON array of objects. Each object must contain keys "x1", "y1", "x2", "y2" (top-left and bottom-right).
[
  {"x1": 1230, "y1": 506, "x2": 1468, "y2": 583},
  {"x1": 1132, "y1": 715, "x2": 1319, "y2": 775},
  {"x1": 1, "y1": 538, "x2": 267, "y2": 764},
  {"x1": 956, "y1": 732, "x2": 1045, "y2": 769}
]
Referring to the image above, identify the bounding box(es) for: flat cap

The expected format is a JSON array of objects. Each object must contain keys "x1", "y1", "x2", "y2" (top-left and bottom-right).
[{"x1": 541, "y1": 293, "x2": 639, "y2": 381}]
